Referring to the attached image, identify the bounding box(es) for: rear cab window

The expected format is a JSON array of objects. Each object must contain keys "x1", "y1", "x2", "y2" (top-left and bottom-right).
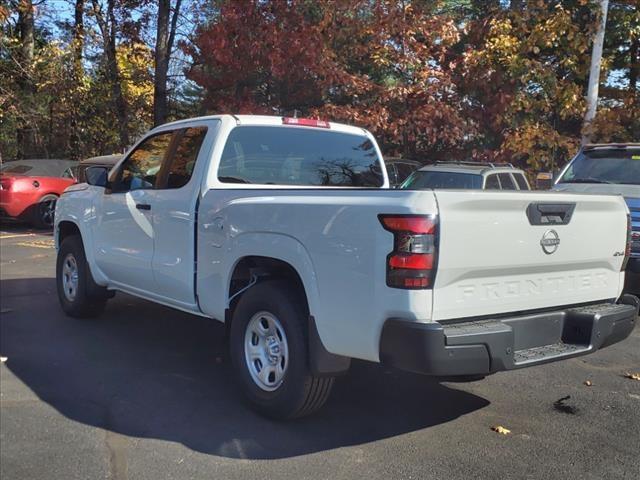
[{"x1": 217, "y1": 126, "x2": 383, "y2": 187}]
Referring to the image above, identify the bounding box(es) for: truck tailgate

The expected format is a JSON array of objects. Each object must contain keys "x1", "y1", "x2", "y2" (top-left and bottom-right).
[{"x1": 432, "y1": 191, "x2": 628, "y2": 321}]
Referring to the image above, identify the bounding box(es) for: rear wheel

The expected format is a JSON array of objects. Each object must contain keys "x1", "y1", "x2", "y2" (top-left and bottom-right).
[
  {"x1": 56, "y1": 235, "x2": 109, "y2": 318},
  {"x1": 31, "y1": 194, "x2": 58, "y2": 229},
  {"x1": 230, "y1": 280, "x2": 334, "y2": 419}
]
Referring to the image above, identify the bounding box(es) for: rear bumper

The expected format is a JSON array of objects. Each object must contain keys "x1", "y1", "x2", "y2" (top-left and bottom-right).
[
  {"x1": 379, "y1": 296, "x2": 638, "y2": 376},
  {"x1": 0, "y1": 191, "x2": 30, "y2": 218}
]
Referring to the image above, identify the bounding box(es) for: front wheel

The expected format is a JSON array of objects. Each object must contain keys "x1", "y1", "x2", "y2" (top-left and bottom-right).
[
  {"x1": 229, "y1": 280, "x2": 334, "y2": 419},
  {"x1": 56, "y1": 235, "x2": 108, "y2": 318}
]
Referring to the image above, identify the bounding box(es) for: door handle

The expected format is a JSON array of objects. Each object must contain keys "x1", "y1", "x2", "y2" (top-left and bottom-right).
[{"x1": 136, "y1": 203, "x2": 151, "y2": 211}]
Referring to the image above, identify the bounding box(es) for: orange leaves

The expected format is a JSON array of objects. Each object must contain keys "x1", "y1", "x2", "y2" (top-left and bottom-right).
[
  {"x1": 185, "y1": 0, "x2": 637, "y2": 165},
  {"x1": 187, "y1": 0, "x2": 469, "y2": 154},
  {"x1": 491, "y1": 425, "x2": 511, "y2": 435}
]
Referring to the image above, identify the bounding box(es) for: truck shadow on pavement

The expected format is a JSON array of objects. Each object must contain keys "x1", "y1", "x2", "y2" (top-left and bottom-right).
[{"x1": 0, "y1": 277, "x2": 490, "y2": 460}]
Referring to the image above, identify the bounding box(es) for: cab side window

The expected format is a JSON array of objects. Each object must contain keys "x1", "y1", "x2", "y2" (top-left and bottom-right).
[
  {"x1": 498, "y1": 173, "x2": 517, "y2": 190},
  {"x1": 161, "y1": 127, "x2": 208, "y2": 189},
  {"x1": 514, "y1": 173, "x2": 530, "y2": 190},
  {"x1": 114, "y1": 132, "x2": 173, "y2": 192},
  {"x1": 485, "y1": 174, "x2": 500, "y2": 189}
]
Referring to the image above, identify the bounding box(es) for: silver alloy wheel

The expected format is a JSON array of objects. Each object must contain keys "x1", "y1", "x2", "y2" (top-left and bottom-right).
[
  {"x1": 244, "y1": 311, "x2": 289, "y2": 392},
  {"x1": 61, "y1": 253, "x2": 79, "y2": 302},
  {"x1": 40, "y1": 198, "x2": 56, "y2": 227}
]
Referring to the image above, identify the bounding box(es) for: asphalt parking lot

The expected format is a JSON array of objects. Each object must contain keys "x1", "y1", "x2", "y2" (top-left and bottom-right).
[{"x1": 1, "y1": 225, "x2": 639, "y2": 480}]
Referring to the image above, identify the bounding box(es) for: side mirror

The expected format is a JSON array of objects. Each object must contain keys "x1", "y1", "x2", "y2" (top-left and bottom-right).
[{"x1": 85, "y1": 166, "x2": 109, "y2": 188}]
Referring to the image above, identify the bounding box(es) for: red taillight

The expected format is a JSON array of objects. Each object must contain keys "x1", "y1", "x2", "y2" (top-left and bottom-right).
[
  {"x1": 388, "y1": 254, "x2": 433, "y2": 270},
  {"x1": 0, "y1": 176, "x2": 14, "y2": 190},
  {"x1": 282, "y1": 117, "x2": 330, "y2": 128},
  {"x1": 379, "y1": 214, "x2": 438, "y2": 290},
  {"x1": 622, "y1": 213, "x2": 632, "y2": 271},
  {"x1": 379, "y1": 216, "x2": 435, "y2": 234}
]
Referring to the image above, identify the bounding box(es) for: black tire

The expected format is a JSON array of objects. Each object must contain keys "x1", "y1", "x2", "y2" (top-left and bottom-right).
[
  {"x1": 31, "y1": 194, "x2": 58, "y2": 229},
  {"x1": 229, "y1": 280, "x2": 334, "y2": 419},
  {"x1": 56, "y1": 235, "x2": 109, "y2": 318}
]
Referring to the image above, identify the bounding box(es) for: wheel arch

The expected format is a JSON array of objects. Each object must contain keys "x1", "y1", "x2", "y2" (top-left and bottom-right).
[
  {"x1": 57, "y1": 220, "x2": 81, "y2": 247},
  {"x1": 55, "y1": 218, "x2": 108, "y2": 287},
  {"x1": 227, "y1": 255, "x2": 312, "y2": 322},
  {"x1": 226, "y1": 253, "x2": 350, "y2": 376}
]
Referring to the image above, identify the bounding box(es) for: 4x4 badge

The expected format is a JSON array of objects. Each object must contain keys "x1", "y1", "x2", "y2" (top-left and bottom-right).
[{"x1": 541, "y1": 229, "x2": 560, "y2": 254}]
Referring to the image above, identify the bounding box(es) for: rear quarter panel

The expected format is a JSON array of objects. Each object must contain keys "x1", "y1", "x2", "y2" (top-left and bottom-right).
[{"x1": 197, "y1": 189, "x2": 439, "y2": 362}]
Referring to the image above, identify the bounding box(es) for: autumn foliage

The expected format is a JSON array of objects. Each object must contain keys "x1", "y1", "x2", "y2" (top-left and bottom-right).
[
  {"x1": 187, "y1": 0, "x2": 639, "y2": 171},
  {"x1": 1, "y1": 0, "x2": 638, "y2": 171}
]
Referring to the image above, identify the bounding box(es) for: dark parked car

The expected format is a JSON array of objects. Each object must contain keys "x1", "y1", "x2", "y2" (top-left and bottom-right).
[
  {"x1": 384, "y1": 158, "x2": 421, "y2": 187},
  {"x1": 77, "y1": 154, "x2": 122, "y2": 183},
  {"x1": 553, "y1": 143, "x2": 640, "y2": 273}
]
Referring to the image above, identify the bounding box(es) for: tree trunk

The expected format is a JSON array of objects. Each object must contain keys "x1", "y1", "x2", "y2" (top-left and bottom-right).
[
  {"x1": 73, "y1": 0, "x2": 85, "y2": 72},
  {"x1": 17, "y1": 0, "x2": 35, "y2": 159},
  {"x1": 18, "y1": 0, "x2": 34, "y2": 66},
  {"x1": 92, "y1": 0, "x2": 129, "y2": 149},
  {"x1": 629, "y1": 36, "x2": 639, "y2": 95},
  {"x1": 154, "y1": 0, "x2": 170, "y2": 126},
  {"x1": 154, "y1": 0, "x2": 182, "y2": 126},
  {"x1": 582, "y1": 0, "x2": 609, "y2": 145},
  {"x1": 107, "y1": 0, "x2": 129, "y2": 148},
  {"x1": 69, "y1": 0, "x2": 85, "y2": 158}
]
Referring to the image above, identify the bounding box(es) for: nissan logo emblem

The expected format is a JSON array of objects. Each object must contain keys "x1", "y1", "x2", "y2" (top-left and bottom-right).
[{"x1": 541, "y1": 229, "x2": 560, "y2": 254}]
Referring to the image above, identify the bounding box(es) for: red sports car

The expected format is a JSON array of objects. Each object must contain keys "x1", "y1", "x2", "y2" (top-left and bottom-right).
[{"x1": 0, "y1": 159, "x2": 77, "y2": 228}]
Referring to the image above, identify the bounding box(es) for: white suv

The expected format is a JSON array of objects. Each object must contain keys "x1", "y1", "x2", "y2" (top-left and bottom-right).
[{"x1": 401, "y1": 161, "x2": 530, "y2": 190}]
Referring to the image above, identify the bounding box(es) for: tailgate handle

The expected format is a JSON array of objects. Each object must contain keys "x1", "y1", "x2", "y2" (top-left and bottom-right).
[{"x1": 526, "y1": 203, "x2": 575, "y2": 226}]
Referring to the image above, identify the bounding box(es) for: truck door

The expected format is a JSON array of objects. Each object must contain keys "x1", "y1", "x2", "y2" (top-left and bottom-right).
[
  {"x1": 148, "y1": 121, "x2": 219, "y2": 308},
  {"x1": 92, "y1": 132, "x2": 173, "y2": 292}
]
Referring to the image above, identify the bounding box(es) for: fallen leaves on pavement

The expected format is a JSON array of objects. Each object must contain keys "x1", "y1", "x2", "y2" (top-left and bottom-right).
[
  {"x1": 491, "y1": 425, "x2": 511, "y2": 435},
  {"x1": 16, "y1": 239, "x2": 55, "y2": 249}
]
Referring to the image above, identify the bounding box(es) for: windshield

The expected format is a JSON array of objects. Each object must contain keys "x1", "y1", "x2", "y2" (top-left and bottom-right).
[
  {"x1": 401, "y1": 170, "x2": 483, "y2": 189},
  {"x1": 558, "y1": 150, "x2": 640, "y2": 185}
]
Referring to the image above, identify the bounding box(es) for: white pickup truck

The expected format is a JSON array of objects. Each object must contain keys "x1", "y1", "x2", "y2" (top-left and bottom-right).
[{"x1": 55, "y1": 115, "x2": 637, "y2": 419}]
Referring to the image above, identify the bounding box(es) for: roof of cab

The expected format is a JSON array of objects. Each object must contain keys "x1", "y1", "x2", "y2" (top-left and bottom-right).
[{"x1": 155, "y1": 114, "x2": 369, "y2": 136}]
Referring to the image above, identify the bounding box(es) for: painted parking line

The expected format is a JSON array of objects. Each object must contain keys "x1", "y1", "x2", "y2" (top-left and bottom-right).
[
  {"x1": 0, "y1": 234, "x2": 36, "y2": 239},
  {"x1": 15, "y1": 240, "x2": 55, "y2": 249}
]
